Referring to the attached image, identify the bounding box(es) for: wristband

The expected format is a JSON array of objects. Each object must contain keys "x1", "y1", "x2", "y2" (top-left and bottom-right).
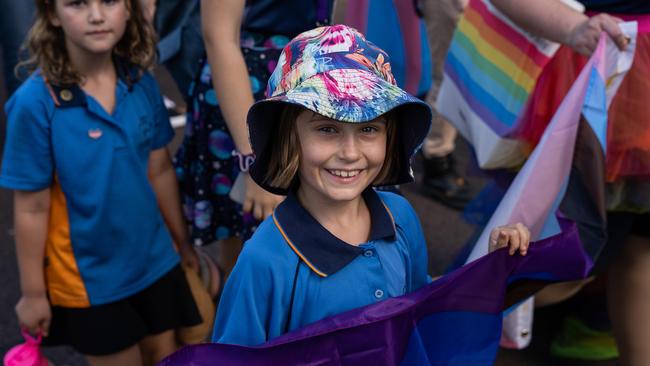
[{"x1": 232, "y1": 150, "x2": 256, "y2": 173}]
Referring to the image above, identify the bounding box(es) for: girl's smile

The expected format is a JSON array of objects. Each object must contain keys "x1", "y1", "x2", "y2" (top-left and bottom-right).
[{"x1": 295, "y1": 110, "x2": 387, "y2": 205}]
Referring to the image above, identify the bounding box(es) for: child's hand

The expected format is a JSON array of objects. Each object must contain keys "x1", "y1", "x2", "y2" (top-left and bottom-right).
[
  {"x1": 244, "y1": 174, "x2": 284, "y2": 220},
  {"x1": 488, "y1": 223, "x2": 531, "y2": 256},
  {"x1": 179, "y1": 244, "x2": 200, "y2": 274},
  {"x1": 15, "y1": 294, "x2": 51, "y2": 337}
]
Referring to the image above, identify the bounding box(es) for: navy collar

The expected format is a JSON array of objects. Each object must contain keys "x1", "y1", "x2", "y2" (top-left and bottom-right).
[
  {"x1": 45, "y1": 59, "x2": 140, "y2": 108},
  {"x1": 272, "y1": 188, "x2": 396, "y2": 277}
]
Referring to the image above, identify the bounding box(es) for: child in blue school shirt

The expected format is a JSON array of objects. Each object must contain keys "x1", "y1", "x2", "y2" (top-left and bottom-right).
[
  {"x1": 0, "y1": 0, "x2": 203, "y2": 364},
  {"x1": 212, "y1": 25, "x2": 531, "y2": 346}
]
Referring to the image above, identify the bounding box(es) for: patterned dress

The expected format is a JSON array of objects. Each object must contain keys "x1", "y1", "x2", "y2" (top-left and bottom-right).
[{"x1": 174, "y1": 33, "x2": 290, "y2": 245}]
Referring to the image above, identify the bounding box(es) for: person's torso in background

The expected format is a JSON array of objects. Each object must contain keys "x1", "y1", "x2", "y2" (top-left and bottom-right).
[
  {"x1": 579, "y1": 0, "x2": 650, "y2": 13},
  {"x1": 243, "y1": 0, "x2": 332, "y2": 37}
]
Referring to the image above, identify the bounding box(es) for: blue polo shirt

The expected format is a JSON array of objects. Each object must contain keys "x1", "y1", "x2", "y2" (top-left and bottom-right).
[
  {"x1": 212, "y1": 189, "x2": 429, "y2": 346},
  {"x1": 0, "y1": 66, "x2": 180, "y2": 308}
]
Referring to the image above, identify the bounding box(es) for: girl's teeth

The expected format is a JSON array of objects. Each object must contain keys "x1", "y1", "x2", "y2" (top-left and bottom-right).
[{"x1": 330, "y1": 170, "x2": 359, "y2": 177}]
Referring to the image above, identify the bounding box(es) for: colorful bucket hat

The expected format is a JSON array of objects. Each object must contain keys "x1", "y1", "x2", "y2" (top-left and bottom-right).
[{"x1": 247, "y1": 25, "x2": 432, "y2": 195}]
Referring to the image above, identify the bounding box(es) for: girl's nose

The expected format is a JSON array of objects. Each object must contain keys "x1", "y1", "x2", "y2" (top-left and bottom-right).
[
  {"x1": 338, "y1": 133, "x2": 361, "y2": 161},
  {"x1": 87, "y1": 3, "x2": 105, "y2": 23}
]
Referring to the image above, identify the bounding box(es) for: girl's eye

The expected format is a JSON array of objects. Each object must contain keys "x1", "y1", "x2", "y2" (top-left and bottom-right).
[
  {"x1": 68, "y1": 0, "x2": 85, "y2": 7},
  {"x1": 360, "y1": 125, "x2": 380, "y2": 134},
  {"x1": 103, "y1": 0, "x2": 119, "y2": 4},
  {"x1": 317, "y1": 126, "x2": 337, "y2": 134}
]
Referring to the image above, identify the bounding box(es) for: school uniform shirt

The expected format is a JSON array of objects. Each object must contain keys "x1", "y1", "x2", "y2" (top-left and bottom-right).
[
  {"x1": 212, "y1": 189, "x2": 429, "y2": 346},
  {"x1": 0, "y1": 67, "x2": 180, "y2": 308}
]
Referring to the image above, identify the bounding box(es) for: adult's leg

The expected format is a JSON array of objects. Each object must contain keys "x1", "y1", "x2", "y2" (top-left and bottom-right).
[
  {"x1": 418, "y1": 0, "x2": 472, "y2": 209},
  {"x1": 534, "y1": 278, "x2": 593, "y2": 307},
  {"x1": 608, "y1": 235, "x2": 650, "y2": 365},
  {"x1": 85, "y1": 345, "x2": 142, "y2": 366},
  {"x1": 420, "y1": 0, "x2": 466, "y2": 159},
  {"x1": 139, "y1": 329, "x2": 178, "y2": 366}
]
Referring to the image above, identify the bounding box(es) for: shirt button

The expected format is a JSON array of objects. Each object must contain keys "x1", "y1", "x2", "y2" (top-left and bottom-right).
[
  {"x1": 374, "y1": 289, "x2": 384, "y2": 299},
  {"x1": 363, "y1": 250, "x2": 373, "y2": 257}
]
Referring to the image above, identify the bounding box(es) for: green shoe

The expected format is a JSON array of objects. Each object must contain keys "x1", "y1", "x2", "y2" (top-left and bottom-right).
[{"x1": 551, "y1": 316, "x2": 619, "y2": 360}]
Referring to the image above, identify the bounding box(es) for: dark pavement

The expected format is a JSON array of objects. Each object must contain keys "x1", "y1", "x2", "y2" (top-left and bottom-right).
[{"x1": 0, "y1": 65, "x2": 617, "y2": 365}]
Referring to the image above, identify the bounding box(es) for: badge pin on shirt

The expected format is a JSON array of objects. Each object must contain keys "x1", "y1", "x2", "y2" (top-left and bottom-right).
[{"x1": 88, "y1": 128, "x2": 103, "y2": 139}]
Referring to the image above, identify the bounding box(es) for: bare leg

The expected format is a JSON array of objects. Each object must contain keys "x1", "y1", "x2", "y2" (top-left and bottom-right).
[
  {"x1": 85, "y1": 345, "x2": 142, "y2": 366},
  {"x1": 139, "y1": 329, "x2": 178, "y2": 366},
  {"x1": 608, "y1": 235, "x2": 650, "y2": 366},
  {"x1": 534, "y1": 277, "x2": 594, "y2": 307},
  {"x1": 420, "y1": 0, "x2": 466, "y2": 158}
]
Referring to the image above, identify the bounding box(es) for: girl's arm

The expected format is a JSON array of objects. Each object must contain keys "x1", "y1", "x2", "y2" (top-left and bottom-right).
[
  {"x1": 201, "y1": 0, "x2": 284, "y2": 220},
  {"x1": 14, "y1": 189, "x2": 52, "y2": 336},
  {"x1": 491, "y1": 0, "x2": 628, "y2": 55},
  {"x1": 148, "y1": 147, "x2": 199, "y2": 272}
]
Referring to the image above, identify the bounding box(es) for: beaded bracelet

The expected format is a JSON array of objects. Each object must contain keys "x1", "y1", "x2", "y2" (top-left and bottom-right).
[{"x1": 232, "y1": 150, "x2": 256, "y2": 173}]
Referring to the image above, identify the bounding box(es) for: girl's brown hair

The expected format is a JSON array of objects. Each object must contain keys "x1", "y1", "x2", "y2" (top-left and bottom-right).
[
  {"x1": 265, "y1": 105, "x2": 400, "y2": 190},
  {"x1": 17, "y1": 0, "x2": 156, "y2": 85}
]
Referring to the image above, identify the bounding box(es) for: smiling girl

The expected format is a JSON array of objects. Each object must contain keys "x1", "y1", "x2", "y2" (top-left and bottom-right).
[
  {"x1": 211, "y1": 25, "x2": 531, "y2": 346},
  {"x1": 1, "y1": 0, "x2": 202, "y2": 365}
]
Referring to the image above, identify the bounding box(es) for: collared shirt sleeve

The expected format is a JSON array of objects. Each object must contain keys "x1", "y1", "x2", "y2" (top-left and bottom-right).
[
  {"x1": 140, "y1": 73, "x2": 174, "y2": 150},
  {"x1": 0, "y1": 88, "x2": 54, "y2": 191},
  {"x1": 212, "y1": 238, "x2": 291, "y2": 346}
]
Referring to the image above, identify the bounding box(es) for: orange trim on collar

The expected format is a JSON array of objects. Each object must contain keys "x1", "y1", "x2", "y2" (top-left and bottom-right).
[
  {"x1": 41, "y1": 75, "x2": 61, "y2": 107},
  {"x1": 272, "y1": 212, "x2": 328, "y2": 278}
]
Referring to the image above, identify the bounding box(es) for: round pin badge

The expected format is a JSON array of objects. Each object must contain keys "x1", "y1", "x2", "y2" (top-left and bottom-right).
[
  {"x1": 88, "y1": 128, "x2": 103, "y2": 139},
  {"x1": 60, "y1": 89, "x2": 73, "y2": 102}
]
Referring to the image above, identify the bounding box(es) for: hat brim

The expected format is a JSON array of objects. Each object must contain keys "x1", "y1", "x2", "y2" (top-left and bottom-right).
[{"x1": 247, "y1": 70, "x2": 432, "y2": 195}]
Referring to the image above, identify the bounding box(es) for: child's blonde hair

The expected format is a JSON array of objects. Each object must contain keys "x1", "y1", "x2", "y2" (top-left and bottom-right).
[
  {"x1": 265, "y1": 105, "x2": 400, "y2": 190},
  {"x1": 17, "y1": 0, "x2": 156, "y2": 85}
]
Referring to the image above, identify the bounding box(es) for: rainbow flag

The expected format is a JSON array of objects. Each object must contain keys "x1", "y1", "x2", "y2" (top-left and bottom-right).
[{"x1": 437, "y1": 0, "x2": 572, "y2": 168}]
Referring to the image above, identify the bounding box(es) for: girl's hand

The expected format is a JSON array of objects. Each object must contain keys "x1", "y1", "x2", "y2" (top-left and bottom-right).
[
  {"x1": 243, "y1": 174, "x2": 284, "y2": 220},
  {"x1": 488, "y1": 223, "x2": 531, "y2": 256},
  {"x1": 15, "y1": 294, "x2": 51, "y2": 337},
  {"x1": 179, "y1": 244, "x2": 200, "y2": 274},
  {"x1": 567, "y1": 14, "x2": 628, "y2": 56}
]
